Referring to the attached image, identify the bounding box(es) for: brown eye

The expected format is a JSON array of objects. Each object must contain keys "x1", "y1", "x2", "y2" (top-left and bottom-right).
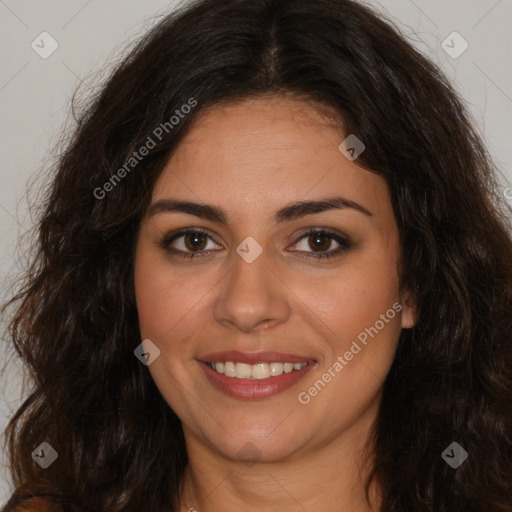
[
  {"x1": 308, "y1": 233, "x2": 332, "y2": 252},
  {"x1": 183, "y1": 232, "x2": 208, "y2": 251},
  {"x1": 161, "y1": 228, "x2": 222, "y2": 259},
  {"x1": 290, "y1": 229, "x2": 352, "y2": 259}
]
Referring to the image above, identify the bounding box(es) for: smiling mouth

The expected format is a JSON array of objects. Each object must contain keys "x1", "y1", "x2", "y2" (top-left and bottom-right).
[
  {"x1": 198, "y1": 357, "x2": 316, "y2": 399},
  {"x1": 205, "y1": 361, "x2": 309, "y2": 379}
]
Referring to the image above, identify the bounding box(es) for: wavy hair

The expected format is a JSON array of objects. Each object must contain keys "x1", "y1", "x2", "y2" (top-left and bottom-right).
[{"x1": 2, "y1": 0, "x2": 512, "y2": 510}]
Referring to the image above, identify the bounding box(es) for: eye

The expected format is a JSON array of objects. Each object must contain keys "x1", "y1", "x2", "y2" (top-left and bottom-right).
[
  {"x1": 160, "y1": 227, "x2": 351, "y2": 260},
  {"x1": 288, "y1": 229, "x2": 351, "y2": 259},
  {"x1": 161, "y1": 228, "x2": 222, "y2": 259}
]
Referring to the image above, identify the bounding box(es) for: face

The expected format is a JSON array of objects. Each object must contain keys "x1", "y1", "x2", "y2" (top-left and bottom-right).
[{"x1": 134, "y1": 95, "x2": 416, "y2": 464}]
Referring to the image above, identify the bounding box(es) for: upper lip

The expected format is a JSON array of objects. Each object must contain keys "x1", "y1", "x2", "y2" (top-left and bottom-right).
[{"x1": 198, "y1": 351, "x2": 316, "y2": 365}]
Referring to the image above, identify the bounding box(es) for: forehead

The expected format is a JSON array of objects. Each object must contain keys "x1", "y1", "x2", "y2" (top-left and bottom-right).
[
  {"x1": 164, "y1": 95, "x2": 344, "y2": 175},
  {"x1": 150, "y1": 95, "x2": 393, "y2": 229}
]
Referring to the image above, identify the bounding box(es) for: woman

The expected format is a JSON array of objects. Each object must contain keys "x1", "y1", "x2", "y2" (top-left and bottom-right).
[{"x1": 1, "y1": 0, "x2": 511, "y2": 510}]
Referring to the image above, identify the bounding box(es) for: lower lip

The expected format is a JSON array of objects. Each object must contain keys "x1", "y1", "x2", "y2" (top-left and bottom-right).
[{"x1": 198, "y1": 361, "x2": 316, "y2": 399}]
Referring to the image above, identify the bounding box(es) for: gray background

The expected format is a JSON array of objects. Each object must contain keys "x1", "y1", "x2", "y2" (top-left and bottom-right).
[{"x1": 1, "y1": 0, "x2": 511, "y2": 502}]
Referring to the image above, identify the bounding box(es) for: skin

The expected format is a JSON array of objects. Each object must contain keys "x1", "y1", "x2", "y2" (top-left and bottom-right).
[{"x1": 134, "y1": 95, "x2": 416, "y2": 512}]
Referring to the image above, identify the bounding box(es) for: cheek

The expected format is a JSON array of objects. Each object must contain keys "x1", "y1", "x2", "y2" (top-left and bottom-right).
[
  {"x1": 134, "y1": 253, "x2": 207, "y2": 417},
  {"x1": 134, "y1": 252, "x2": 212, "y2": 341},
  {"x1": 293, "y1": 251, "x2": 401, "y2": 345},
  {"x1": 295, "y1": 262, "x2": 402, "y2": 431}
]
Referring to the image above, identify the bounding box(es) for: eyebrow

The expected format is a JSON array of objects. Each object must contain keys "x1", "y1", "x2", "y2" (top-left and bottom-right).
[{"x1": 147, "y1": 196, "x2": 373, "y2": 224}]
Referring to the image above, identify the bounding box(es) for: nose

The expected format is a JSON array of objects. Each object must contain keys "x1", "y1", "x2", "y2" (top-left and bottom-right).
[{"x1": 212, "y1": 245, "x2": 291, "y2": 333}]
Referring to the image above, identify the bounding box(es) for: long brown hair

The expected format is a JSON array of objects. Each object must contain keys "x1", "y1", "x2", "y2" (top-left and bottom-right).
[{"x1": 2, "y1": 0, "x2": 512, "y2": 510}]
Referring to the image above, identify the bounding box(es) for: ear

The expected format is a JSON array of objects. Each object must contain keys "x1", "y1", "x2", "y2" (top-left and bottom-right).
[{"x1": 400, "y1": 290, "x2": 418, "y2": 329}]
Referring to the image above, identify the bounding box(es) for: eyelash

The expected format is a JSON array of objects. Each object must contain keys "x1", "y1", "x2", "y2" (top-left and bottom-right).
[{"x1": 159, "y1": 227, "x2": 352, "y2": 260}]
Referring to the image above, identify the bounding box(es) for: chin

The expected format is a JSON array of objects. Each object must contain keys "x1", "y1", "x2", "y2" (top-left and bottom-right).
[{"x1": 196, "y1": 418, "x2": 311, "y2": 464}]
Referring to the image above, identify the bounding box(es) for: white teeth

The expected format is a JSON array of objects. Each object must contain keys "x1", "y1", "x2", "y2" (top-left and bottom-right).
[
  {"x1": 252, "y1": 362, "x2": 270, "y2": 379},
  {"x1": 207, "y1": 361, "x2": 308, "y2": 379},
  {"x1": 223, "y1": 361, "x2": 236, "y2": 377},
  {"x1": 235, "y1": 362, "x2": 252, "y2": 379},
  {"x1": 270, "y1": 362, "x2": 284, "y2": 376},
  {"x1": 283, "y1": 362, "x2": 294, "y2": 373}
]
